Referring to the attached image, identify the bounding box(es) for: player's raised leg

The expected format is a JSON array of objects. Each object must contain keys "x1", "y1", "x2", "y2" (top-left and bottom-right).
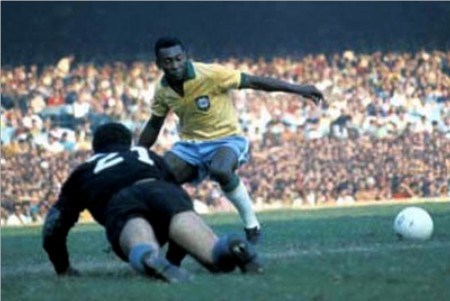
[{"x1": 210, "y1": 147, "x2": 262, "y2": 244}]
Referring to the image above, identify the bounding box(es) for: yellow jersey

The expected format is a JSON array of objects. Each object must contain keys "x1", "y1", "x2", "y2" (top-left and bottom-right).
[{"x1": 151, "y1": 61, "x2": 243, "y2": 141}]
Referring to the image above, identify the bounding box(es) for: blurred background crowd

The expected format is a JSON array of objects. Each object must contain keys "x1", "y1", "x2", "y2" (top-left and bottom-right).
[{"x1": 1, "y1": 50, "x2": 449, "y2": 225}]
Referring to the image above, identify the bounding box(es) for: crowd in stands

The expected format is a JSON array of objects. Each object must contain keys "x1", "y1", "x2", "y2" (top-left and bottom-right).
[{"x1": 1, "y1": 50, "x2": 449, "y2": 225}]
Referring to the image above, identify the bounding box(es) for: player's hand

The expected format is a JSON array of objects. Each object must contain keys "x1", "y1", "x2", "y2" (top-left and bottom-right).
[
  {"x1": 57, "y1": 266, "x2": 81, "y2": 277},
  {"x1": 298, "y1": 85, "x2": 324, "y2": 105}
]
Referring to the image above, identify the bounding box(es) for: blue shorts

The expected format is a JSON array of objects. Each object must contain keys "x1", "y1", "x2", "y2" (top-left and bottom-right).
[{"x1": 169, "y1": 135, "x2": 250, "y2": 184}]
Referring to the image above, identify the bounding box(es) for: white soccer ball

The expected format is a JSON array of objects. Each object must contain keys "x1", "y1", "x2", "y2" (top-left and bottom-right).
[{"x1": 394, "y1": 206, "x2": 433, "y2": 241}]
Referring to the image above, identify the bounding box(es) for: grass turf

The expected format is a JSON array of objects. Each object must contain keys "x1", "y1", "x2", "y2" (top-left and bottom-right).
[{"x1": 2, "y1": 202, "x2": 449, "y2": 301}]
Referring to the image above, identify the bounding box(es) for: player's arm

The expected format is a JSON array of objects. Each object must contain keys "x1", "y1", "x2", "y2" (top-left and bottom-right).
[
  {"x1": 138, "y1": 114, "x2": 166, "y2": 149},
  {"x1": 239, "y1": 73, "x2": 324, "y2": 103},
  {"x1": 42, "y1": 183, "x2": 82, "y2": 276}
]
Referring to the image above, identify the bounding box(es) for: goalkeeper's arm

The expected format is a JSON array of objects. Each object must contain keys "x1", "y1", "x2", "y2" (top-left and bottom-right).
[{"x1": 42, "y1": 197, "x2": 81, "y2": 276}]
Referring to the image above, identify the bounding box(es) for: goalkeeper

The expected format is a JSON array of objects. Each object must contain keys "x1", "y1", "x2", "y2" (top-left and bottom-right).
[{"x1": 42, "y1": 123, "x2": 263, "y2": 282}]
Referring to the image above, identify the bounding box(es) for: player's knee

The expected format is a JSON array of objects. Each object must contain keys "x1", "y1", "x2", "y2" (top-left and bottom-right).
[
  {"x1": 163, "y1": 153, "x2": 192, "y2": 184},
  {"x1": 170, "y1": 171, "x2": 186, "y2": 185},
  {"x1": 219, "y1": 173, "x2": 240, "y2": 193},
  {"x1": 210, "y1": 165, "x2": 234, "y2": 186}
]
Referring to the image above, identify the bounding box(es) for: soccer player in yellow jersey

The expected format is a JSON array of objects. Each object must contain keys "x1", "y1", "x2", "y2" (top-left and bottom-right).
[{"x1": 139, "y1": 37, "x2": 323, "y2": 248}]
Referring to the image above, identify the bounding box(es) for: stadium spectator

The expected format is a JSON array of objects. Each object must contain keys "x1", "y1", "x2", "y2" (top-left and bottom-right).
[{"x1": 0, "y1": 50, "x2": 449, "y2": 223}]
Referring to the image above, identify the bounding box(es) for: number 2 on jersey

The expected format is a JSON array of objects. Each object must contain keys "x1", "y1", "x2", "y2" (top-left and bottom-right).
[{"x1": 93, "y1": 147, "x2": 154, "y2": 174}]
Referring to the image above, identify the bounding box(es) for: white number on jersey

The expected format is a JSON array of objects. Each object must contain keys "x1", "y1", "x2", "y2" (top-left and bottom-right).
[{"x1": 92, "y1": 146, "x2": 154, "y2": 174}]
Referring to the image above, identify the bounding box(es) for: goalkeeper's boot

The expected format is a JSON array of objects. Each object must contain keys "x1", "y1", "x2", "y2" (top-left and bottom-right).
[
  {"x1": 142, "y1": 252, "x2": 192, "y2": 283},
  {"x1": 228, "y1": 237, "x2": 264, "y2": 274}
]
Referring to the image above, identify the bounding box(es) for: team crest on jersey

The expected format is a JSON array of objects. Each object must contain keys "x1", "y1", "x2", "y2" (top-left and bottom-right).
[{"x1": 195, "y1": 95, "x2": 211, "y2": 111}]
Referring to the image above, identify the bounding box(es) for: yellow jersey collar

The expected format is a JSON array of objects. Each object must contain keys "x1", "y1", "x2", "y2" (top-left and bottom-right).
[{"x1": 161, "y1": 61, "x2": 196, "y2": 87}]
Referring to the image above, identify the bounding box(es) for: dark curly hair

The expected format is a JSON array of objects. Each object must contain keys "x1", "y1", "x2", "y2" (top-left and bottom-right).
[
  {"x1": 154, "y1": 36, "x2": 185, "y2": 58},
  {"x1": 92, "y1": 123, "x2": 132, "y2": 153}
]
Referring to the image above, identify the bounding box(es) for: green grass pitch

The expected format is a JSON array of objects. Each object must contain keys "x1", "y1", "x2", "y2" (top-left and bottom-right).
[{"x1": 2, "y1": 202, "x2": 449, "y2": 301}]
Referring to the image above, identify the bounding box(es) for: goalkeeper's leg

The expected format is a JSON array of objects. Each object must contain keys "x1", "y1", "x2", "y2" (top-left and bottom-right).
[
  {"x1": 169, "y1": 211, "x2": 264, "y2": 274},
  {"x1": 119, "y1": 217, "x2": 192, "y2": 283}
]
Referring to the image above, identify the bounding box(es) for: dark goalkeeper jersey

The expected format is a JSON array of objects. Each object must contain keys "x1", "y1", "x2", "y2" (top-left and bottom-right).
[
  {"x1": 42, "y1": 146, "x2": 174, "y2": 274},
  {"x1": 54, "y1": 146, "x2": 173, "y2": 225}
]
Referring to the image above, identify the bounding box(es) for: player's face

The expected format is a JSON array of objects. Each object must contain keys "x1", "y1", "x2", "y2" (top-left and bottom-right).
[{"x1": 157, "y1": 45, "x2": 187, "y2": 82}]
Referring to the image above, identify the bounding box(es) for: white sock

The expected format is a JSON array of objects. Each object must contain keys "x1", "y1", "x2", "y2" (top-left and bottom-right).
[{"x1": 223, "y1": 180, "x2": 260, "y2": 229}]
